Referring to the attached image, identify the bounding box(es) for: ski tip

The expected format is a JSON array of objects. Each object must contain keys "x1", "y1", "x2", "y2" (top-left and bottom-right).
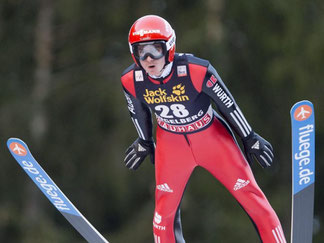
[
  {"x1": 290, "y1": 100, "x2": 313, "y2": 111},
  {"x1": 7, "y1": 138, "x2": 29, "y2": 157}
]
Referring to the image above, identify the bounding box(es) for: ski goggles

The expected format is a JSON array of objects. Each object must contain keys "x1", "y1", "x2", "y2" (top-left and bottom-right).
[{"x1": 132, "y1": 41, "x2": 167, "y2": 61}]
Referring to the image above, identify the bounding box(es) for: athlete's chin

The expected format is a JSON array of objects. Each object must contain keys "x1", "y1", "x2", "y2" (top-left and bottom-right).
[{"x1": 146, "y1": 67, "x2": 162, "y2": 76}]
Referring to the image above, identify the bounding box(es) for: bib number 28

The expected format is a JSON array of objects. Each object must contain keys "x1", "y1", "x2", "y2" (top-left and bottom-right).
[{"x1": 155, "y1": 104, "x2": 189, "y2": 118}]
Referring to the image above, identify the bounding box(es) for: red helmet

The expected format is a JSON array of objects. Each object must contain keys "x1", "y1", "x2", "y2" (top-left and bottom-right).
[{"x1": 128, "y1": 15, "x2": 176, "y2": 66}]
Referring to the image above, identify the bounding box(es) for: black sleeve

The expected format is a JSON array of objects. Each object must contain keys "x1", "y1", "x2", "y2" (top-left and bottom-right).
[
  {"x1": 123, "y1": 88, "x2": 154, "y2": 141},
  {"x1": 202, "y1": 64, "x2": 252, "y2": 138}
]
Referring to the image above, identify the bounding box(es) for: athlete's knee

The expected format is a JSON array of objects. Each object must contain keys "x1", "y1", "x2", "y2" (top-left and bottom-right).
[{"x1": 244, "y1": 192, "x2": 277, "y2": 219}]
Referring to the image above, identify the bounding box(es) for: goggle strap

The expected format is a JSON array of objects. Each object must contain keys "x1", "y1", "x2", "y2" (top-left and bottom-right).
[
  {"x1": 129, "y1": 43, "x2": 133, "y2": 54},
  {"x1": 165, "y1": 30, "x2": 176, "y2": 50}
]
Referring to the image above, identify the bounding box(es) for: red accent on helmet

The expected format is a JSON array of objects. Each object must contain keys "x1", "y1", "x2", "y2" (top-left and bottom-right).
[{"x1": 128, "y1": 15, "x2": 176, "y2": 66}]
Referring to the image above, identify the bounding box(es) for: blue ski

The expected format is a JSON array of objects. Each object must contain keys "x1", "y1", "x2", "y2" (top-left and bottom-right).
[
  {"x1": 290, "y1": 100, "x2": 315, "y2": 243},
  {"x1": 7, "y1": 138, "x2": 109, "y2": 243}
]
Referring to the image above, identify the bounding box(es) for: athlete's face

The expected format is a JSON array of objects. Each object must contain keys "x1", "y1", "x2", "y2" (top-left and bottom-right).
[{"x1": 139, "y1": 56, "x2": 166, "y2": 77}]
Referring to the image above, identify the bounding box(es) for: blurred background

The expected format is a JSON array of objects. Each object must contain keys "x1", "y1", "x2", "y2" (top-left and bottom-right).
[{"x1": 0, "y1": 0, "x2": 323, "y2": 242}]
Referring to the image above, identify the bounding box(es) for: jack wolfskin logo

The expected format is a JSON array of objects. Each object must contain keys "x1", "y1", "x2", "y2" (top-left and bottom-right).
[
  {"x1": 143, "y1": 84, "x2": 189, "y2": 104},
  {"x1": 172, "y1": 84, "x2": 185, "y2": 96}
]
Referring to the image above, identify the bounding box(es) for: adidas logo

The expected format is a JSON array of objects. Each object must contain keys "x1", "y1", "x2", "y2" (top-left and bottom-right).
[
  {"x1": 138, "y1": 144, "x2": 146, "y2": 152},
  {"x1": 252, "y1": 141, "x2": 260, "y2": 150},
  {"x1": 156, "y1": 183, "x2": 173, "y2": 193},
  {"x1": 233, "y1": 178, "x2": 250, "y2": 191}
]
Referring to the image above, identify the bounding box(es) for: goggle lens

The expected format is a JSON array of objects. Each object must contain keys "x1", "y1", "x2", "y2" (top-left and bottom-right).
[{"x1": 133, "y1": 42, "x2": 166, "y2": 60}]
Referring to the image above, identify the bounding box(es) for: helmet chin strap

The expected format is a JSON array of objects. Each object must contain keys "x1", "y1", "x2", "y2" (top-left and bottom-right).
[{"x1": 149, "y1": 61, "x2": 173, "y2": 79}]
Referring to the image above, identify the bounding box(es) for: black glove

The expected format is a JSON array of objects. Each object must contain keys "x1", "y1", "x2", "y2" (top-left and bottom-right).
[
  {"x1": 242, "y1": 132, "x2": 274, "y2": 168},
  {"x1": 124, "y1": 138, "x2": 155, "y2": 170}
]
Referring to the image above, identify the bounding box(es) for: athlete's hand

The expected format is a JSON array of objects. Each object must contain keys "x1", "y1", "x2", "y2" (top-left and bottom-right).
[
  {"x1": 124, "y1": 138, "x2": 155, "y2": 170},
  {"x1": 242, "y1": 132, "x2": 274, "y2": 168}
]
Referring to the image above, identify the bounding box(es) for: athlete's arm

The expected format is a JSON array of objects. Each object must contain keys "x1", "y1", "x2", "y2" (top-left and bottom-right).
[
  {"x1": 202, "y1": 64, "x2": 252, "y2": 138},
  {"x1": 120, "y1": 67, "x2": 155, "y2": 170},
  {"x1": 201, "y1": 64, "x2": 274, "y2": 168},
  {"x1": 121, "y1": 65, "x2": 154, "y2": 141},
  {"x1": 121, "y1": 88, "x2": 155, "y2": 170},
  {"x1": 122, "y1": 88, "x2": 153, "y2": 141}
]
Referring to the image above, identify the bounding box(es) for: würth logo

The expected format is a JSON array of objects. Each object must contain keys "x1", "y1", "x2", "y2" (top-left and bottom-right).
[
  {"x1": 206, "y1": 75, "x2": 218, "y2": 88},
  {"x1": 154, "y1": 212, "x2": 162, "y2": 224},
  {"x1": 153, "y1": 212, "x2": 166, "y2": 231}
]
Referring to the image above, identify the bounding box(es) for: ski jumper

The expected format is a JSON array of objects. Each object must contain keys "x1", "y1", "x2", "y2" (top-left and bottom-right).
[{"x1": 121, "y1": 53, "x2": 286, "y2": 243}]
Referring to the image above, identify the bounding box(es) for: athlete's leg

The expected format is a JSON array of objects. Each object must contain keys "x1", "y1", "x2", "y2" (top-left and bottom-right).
[
  {"x1": 153, "y1": 127, "x2": 197, "y2": 243},
  {"x1": 189, "y1": 119, "x2": 286, "y2": 243}
]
